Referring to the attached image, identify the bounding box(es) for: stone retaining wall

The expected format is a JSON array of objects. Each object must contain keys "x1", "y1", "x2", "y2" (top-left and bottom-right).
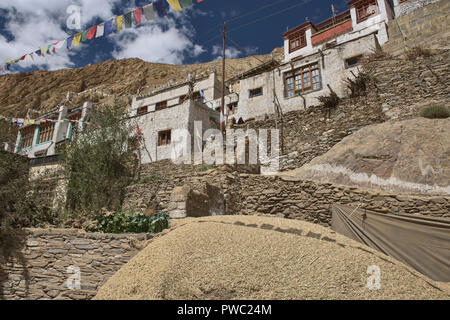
[{"x1": 0, "y1": 229, "x2": 151, "y2": 300}]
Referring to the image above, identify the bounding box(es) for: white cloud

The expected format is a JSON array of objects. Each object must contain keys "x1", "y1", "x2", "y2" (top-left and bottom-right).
[
  {"x1": 0, "y1": 1, "x2": 205, "y2": 71},
  {"x1": 212, "y1": 44, "x2": 257, "y2": 60},
  {"x1": 111, "y1": 12, "x2": 205, "y2": 65}
]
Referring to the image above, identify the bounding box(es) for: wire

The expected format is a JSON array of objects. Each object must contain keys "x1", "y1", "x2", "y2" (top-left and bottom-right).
[
  {"x1": 227, "y1": 0, "x2": 312, "y2": 34},
  {"x1": 227, "y1": 36, "x2": 267, "y2": 65}
]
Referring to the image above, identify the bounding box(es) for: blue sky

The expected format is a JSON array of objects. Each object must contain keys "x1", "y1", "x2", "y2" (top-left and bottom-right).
[{"x1": 0, "y1": 0, "x2": 352, "y2": 73}]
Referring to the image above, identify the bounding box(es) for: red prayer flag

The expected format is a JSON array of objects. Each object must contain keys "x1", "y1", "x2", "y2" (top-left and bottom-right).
[
  {"x1": 86, "y1": 26, "x2": 97, "y2": 40},
  {"x1": 133, "y1": 8, "x2": 142, "y2": 24},
  {"x1": 20, "y1": 55, "x2": 26, "y2": 61}
]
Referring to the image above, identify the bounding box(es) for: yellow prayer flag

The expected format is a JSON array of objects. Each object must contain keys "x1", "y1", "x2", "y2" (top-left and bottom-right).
[
  {"x1": 58, "y1": 120, "x2": 64, "y2": 123},
  {"x1": 116, "y1": 15, "x2": 123, "y2": 32},
  {"x1": 72, "y1": 33, "x2": 82, "y2": 47},
  {"x1": 167, "y1": 0, "x2": 182, "y2": 11}
]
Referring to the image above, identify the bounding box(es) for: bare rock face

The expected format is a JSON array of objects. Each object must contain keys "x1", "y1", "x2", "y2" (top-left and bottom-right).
[{"x1": 282, "y1": 118, "x2": 450, "y2": 195}]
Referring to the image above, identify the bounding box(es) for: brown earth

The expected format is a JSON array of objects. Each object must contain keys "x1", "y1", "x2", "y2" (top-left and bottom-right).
[
  {"x1": 0, "y1": 47, "x2": 283, "y2": 117},
  {"x1": 94, "y1": 215, "x2": 450, "y2": 300}
]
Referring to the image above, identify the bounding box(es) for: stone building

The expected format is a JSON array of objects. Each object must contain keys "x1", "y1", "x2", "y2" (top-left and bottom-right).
[
  {"x1": 130, "y1": 72, "x2": 222, "y2": 163},
  {"x1": 392, "y1": 0, "x2": 439, "y2": 17},
  {"x1": 220, "y1": 0, "x2": 397, "y2": 123},
  {"x1": 14, "y1": 102, "x2": 91, "y2": 159}
]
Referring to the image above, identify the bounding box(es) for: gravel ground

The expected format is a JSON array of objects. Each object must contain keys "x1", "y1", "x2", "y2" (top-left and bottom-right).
[{"x1": 94, "y1": 215, "x2": 450, "y2": 300}]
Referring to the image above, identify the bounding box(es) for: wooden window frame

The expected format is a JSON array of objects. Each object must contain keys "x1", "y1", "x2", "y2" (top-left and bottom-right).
[
  {"x1": 289, "y1": 32, "x2": 307, "y2": 53},
  {"x1": 155, "y1": 100, "x2": 168, "y2": 111},
  {"x1": 137, "y1": 106, "x2": 148, "y2": 116},
  {"x1": 19, "y1": 126, "x2": 36, "y2": 149},
  {"x1": 345, "y1": 55, "x2": 362, "y2": 68},
  {"x1": 249, "y1": 87, "x2": 263, "y2": 98},
  {"x1": 37, "y1": 123, "x2": 55, "y2": 145},
  {"x1": 158, "y1": 130, "x2": 171, "y2": 147},
  {"x1": 284, "y1": 63, "x2": 321, "y2": 97},
  {"x1": 356, "y1": 0, "x2": 379, "y2": 23}
]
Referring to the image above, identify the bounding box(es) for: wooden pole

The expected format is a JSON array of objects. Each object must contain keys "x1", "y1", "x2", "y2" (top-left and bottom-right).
[{"x1": 221, "y1": 21, "x2": 226, "y2": 133}]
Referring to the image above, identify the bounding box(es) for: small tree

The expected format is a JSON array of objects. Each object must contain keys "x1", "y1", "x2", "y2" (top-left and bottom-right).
[{"x1": 61, "y1": 101, "x2": 139, "y2": 225}]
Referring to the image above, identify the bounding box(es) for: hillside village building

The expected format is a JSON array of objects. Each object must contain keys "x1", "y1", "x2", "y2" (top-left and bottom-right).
[
  {"x1": 13, "y1": 0, "x2": 422, "y2": 165},
  {"x1": 14, "y1": 102, "x2": 91, "y2": 160}
]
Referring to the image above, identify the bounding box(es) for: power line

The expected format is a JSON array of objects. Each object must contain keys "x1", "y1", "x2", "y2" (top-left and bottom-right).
[
  {"x1": 227, "y1": 36, "x2": 267, "y2": 65},
  {"x1": 226, "y1": 0, "x2": 312, "y2": 34}
]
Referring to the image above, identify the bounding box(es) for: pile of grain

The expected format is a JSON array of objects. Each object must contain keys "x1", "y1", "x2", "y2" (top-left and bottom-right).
[{"x1": 94, "y1": 216, "x2": 450, "y2": 300}]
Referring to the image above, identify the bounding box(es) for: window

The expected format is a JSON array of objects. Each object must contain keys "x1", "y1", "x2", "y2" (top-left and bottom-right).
[
  {"x1": 345, "y1": 55, "x2": 362, "y2": 68},
  {"x1": 356, "y1": 0, "x2": 378, "y2": 22},
  {"x1": 192, "y1": 91, "x2": 202, "y2": 101},
  {"x1": 249, "y1": 87, "x2": 263, "y2": 98},
  {"x1": 289, "y1": 32, "x2": 307, "y2": 53},
  {"x1": 155, "y1": 101, "x2": 168, "y2": 111},
  {"x1": 37, "y1": 123, "x2": 55, "y2": 144},
  {"x1": 158, "y1": 130, "x2": 171, "y2": 146},
  {"x1": 19, "y1": 126, "x2": 36, "y2": 149},
  {"x1": 67, "y1": 112, "x2": 82, "y2": 139},
  {"x1": 284, "y1": 63, "x2": 321, "y2": 97},
  {"x1": 227, "y1": 102, "x2": 238, "y2": 114},
  {"x1": 137, "y1": 106, "x2": 148, "y2": 116}
]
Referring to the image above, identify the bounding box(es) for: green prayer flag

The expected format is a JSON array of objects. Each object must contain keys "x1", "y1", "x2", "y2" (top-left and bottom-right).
[
  {"x1": 179, "y1": 0, "x2": 193, "y2": 8},
  {"x1": 81, "y1": 30, "x2": 89, "y2": 42},
  {"x1": 124, "y1": 12, "x2": 132, "y2": 28}
]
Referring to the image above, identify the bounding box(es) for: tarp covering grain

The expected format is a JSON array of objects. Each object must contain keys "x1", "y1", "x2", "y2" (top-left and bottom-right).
[
  {"x1": 95, "y1": 216, "x2": 449, "y2": 300},
  {"x1": 331, "y1": 204, "x2": 450, "y2": 282}
]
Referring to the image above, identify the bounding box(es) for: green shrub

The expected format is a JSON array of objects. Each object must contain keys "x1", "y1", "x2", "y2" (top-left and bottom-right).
[
  {"x1": 133, "y1": 175, "x2": 160, "y2": 185},
  {"x1": 420, "y1": 105, "x2": 450, "y2": 119},
  {"x1": 196, "y1": 164, "x2": 214, "y2": 172},
  {"x1": 94, "y1": 212, "x2": 169, "y2": 234}
]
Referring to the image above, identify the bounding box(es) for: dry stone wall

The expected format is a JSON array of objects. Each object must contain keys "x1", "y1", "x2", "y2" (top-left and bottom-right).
[{"x1": 1, "y1": 229, "x2": 150, "y2": 300}]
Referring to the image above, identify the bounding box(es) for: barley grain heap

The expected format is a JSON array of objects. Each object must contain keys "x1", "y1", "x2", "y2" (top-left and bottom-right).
[{"x1": 95, "y1": 215, "x2": 450, "y2": 300}]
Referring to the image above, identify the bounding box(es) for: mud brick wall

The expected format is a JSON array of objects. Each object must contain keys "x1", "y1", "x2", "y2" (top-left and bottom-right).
[{"x1": 0, "y1": 229, "x2": 151, "y2": 300}]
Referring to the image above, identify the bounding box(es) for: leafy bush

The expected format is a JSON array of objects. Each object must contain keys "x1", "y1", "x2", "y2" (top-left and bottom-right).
[
  {"x1": 420, "y1": 105, "x2": 450, "y2": 119},
  {"x1": 195, "y1": 164, "x2": 214, "y2": 172},
  {"x1": 132, "y1": 175, "x2": 161, "y2": 185},
  {"x1": 94, "y1": 212, "x2": 169, "y2": 234},
  {"x1": 61, "y1": 101, "x2": 140, "y2": 221}
]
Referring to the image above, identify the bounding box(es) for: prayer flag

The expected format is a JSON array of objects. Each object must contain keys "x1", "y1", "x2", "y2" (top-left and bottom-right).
[
  {"x1": 96, "y1": 23, "x2": 105, "y2": 37},
  {"x1": 167, "y1": 0, "x2": 182, "y2": 11},
  {"x1": 154, "y1": 0, "x2": 170, "y2": 17},
  {"x1": 143, "y1": 4, "x2": 155, "y2": 21},
  {"x1": 67, "y1": 37, "x2": 73, "y2": 49},
  {"x1": 72, "y1": 33, "x2": 82, "y2": 47},
  {"x1": 180, "y1": 0, "x2": 193, "y2": 8},
  {"x1": 20, "y1": 55, "x2": 26, "y2": 61},
  {"x1": 104, "y1": 20, "x2": 113, "y2": 35},
  {"x1": 133, "y1": 8, "x2": 142, "y2": 24},
  {"x1": 116, "y1": 15, "x2": 123, "y2": 32},
  {"x1": 124, "y1": 12, "x2": 132, "y2": 28},
  {"x1": 81, "y1": 30, "x2": 89, "y2": 42},
  {"x1": 86, "y1": 26, "x2": 97, "y2": 40}
]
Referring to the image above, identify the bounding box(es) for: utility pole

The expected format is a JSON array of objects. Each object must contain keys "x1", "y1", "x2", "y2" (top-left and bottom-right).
[{"x1": 221, "y1": 21, "x2": 226, "y2": 133}]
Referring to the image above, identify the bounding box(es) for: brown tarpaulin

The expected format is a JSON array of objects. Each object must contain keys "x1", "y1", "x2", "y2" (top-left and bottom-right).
[{"x1": 331, "y1": 204, "x2": 450, "y2": 282}]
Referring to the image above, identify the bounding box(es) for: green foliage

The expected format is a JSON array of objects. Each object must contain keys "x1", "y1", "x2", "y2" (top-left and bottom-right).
[
  {"x1": 60, "y1": 101, "x2": 140, "y2": 222},
  {"x1": 196, "y1": 164, "x2": 214, "y2": 172},
  {"x1": 132, "y1": 174, "x2": 161, "y2": 185},
  {"x1": 94, "y1": 212, "x2": 169, "y2": 234},
  {"x1": 420, "y1": 105, "x2": 450, "y2": 119}
]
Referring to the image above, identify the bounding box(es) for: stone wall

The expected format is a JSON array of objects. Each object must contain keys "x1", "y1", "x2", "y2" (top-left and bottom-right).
[
  {"x1": 0, "y1": 229, "x2": 150, "y2": 300},
  {"x1": 124, "y1": 166, "x2": 450, "y2": 227},
  {"x1": 232, "y1": 174, "x2": 450, "y2": 227},
  {"x1": 384, "y1": 0, "x2": 450, "y2": 56}
]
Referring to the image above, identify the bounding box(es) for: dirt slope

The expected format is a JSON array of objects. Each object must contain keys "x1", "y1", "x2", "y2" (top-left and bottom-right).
[
  {"x1": 280, "y1": 118, "x2": 450, "y2": 195},
  {"x1": 0, "y1": 48, "x2": 283, "y2": 117},
  {"x1": 94, "y1": 215, "x2": 449, "y2": 300}
]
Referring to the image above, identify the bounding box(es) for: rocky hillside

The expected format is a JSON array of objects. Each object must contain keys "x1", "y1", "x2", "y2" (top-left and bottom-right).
[
  {"x1": 0, "y1": 47, "x2": 284, "y2": 117},
  {"x1": 281, "y1": 118, "x2": 450, "y2": 196}
]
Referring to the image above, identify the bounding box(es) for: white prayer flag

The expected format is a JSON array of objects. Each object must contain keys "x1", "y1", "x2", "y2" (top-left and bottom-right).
[
  {"x1": 143, "y1": 3, "x2": 156, "y2": 21},
  {"x1": 96, "y1": 23, "x2": 105, "y2": 38}
]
